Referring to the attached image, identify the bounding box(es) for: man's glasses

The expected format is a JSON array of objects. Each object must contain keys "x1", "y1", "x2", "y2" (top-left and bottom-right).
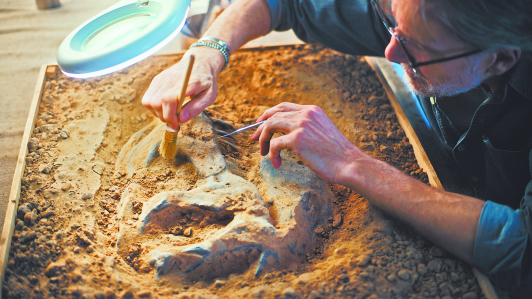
[{"x1": 371, "y1": 0, "x2": 482, "y2": 73}]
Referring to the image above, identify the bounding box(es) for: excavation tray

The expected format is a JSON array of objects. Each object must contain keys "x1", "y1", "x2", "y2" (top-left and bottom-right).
[{"x1": 1, "y1": 47, "x2": 497, "y2": 299}]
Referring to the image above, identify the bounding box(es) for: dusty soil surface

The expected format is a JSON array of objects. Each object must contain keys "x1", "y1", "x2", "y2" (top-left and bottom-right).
[{"x1": 3, "y1": 44, "x2": 485, "y2": 299}]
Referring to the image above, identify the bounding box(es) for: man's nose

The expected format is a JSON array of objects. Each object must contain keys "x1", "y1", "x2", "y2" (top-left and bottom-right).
[{"x1": 384, "y1": 35, "x2": 409, "y2": 64}]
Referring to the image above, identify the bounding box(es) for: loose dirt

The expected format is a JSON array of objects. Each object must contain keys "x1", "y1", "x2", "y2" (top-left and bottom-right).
[{"x1": 3, "y1": 44, "x2": 485, "y2": 299}]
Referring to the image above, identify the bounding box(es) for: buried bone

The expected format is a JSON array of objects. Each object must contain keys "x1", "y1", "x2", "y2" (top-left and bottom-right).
[{"x1": 115, "y1": 113, "x2": 333, "y2": 280}]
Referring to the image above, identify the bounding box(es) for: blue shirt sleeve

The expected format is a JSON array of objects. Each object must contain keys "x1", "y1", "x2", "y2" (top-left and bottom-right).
[
  {"x1": 262, "y1": 0, "x2": 390, "y2": 57},
  {"x1": 474, "y1": 200, "x2": 532, "y2": 294}
]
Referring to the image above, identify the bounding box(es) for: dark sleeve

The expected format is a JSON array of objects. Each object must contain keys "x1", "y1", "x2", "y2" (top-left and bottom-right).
[
  {"x1": 263, "y1": 0, "x2": 390, "y2": 57},
  {"x1": 473, "y1": 150, "x2": 532, "y2": 295}
]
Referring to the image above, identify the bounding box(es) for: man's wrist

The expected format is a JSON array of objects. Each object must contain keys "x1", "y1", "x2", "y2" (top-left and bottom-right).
[
  {"x1": 186, "y1": 46, "x2": 226, "y2": 74},
  {"x1": 335, "y1": 148, "x2": 367, "y2": 188},
  {"x1": 189, "y1": 37, "x2": 231, "y2": 71}
]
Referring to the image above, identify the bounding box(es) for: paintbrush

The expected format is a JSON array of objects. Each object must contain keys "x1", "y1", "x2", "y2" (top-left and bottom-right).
[{"x1": 159, "y1": 54, "x2": 195, "y2": 158}]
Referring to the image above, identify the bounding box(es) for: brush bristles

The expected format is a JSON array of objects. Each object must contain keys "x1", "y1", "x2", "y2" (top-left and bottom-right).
[{"x1": 159, "y1": 126, "x2": 179, "y2": 159}]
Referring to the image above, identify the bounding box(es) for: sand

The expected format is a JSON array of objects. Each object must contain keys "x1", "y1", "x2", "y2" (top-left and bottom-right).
[{"x1": 3, "y1": 45, "x2": 485, "y2": 299}]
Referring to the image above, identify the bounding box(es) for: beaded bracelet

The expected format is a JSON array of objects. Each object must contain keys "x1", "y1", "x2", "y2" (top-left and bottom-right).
[
  {"x1": 189, "y1": 39, "x2": 230, "y2": 71},
  {"x1": 200, "y1": 36, "x2": 231, "y2": 56}
]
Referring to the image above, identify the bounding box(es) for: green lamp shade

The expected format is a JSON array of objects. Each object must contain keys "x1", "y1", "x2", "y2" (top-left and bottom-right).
[{"x1": 57, "y1": 0, "x2": 191, "y2": 78}]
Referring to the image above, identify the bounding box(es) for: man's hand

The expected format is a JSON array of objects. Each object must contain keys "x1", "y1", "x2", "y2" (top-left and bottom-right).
[
  {"x1": 141, "y1": 47, "x2": 225, "y2": 130},
  {"x1": 251, "y1": 102, "x2": 362, "y2": 185}
]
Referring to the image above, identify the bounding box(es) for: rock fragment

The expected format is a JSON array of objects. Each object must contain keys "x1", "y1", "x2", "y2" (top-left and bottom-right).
[
  {"x1": 214, "y1": 279, "x2": 226, "y2": 288},
  {"x1": 314, "y1": 227, "x2": 324, "y2": 235},
  {"x1": 82, "y1": 193, "x2": 93, "y2": 200},
  {"x1": 17, "y1": 203, "x2": 33, "y2": 219},
  {"x1": 332, "y1": 214, "x2": 342, "y2": 228},
  {"x1": 368, "y1": 95, "x2": 388, "y2": 107},
  {"x1": 24, "y1": 212, "x2": 38, "y2": 226},
  {"x1": 282, "y1": 287, "x2": 298, "y2": 298},
  {"x1": 44, "y1": 262, "x2": 63, "y2": 277},
  {"x1": 41, "y1": 166, "x2": 52, "y2": 174},
  {"x1": 28, "y1": 138, "x2": 39, "y2": 152},
  {"x1": 427, "y1": 260, "x2": 442, "y2": 272},
  {"x1": 354, "y1": 254, "x2": 372, "y2": 267},
  {"x1": 60, "y1": 129, "x2": 70, "y2": 139},
  {"x1": 397, "y1": 269, "x2": 410, "y2": 280},
  {"x1": 61, "y1": 182, "x2": 72, "y2": 191}
]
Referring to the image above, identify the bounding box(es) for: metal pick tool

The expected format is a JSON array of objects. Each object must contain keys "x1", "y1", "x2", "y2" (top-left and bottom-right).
[{"x1": 216, "y1": 121, "x2": 265, "y2": 139}]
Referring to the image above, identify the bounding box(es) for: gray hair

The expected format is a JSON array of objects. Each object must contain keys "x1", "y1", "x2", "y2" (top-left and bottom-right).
[{"x1": 425, "y1": 0, "x2": 532, "y2": 51}]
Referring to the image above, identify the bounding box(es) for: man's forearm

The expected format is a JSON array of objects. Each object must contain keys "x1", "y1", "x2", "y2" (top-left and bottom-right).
[
  {"x1": 201, "y1": 0, "x2": 272, "y2": 54},
  {"x1": 341, "y1": 150, "x2": 485, "y2": 264}
]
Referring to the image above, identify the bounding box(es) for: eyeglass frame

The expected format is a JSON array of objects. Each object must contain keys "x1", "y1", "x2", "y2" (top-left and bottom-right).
[{"x1": 371, "y1": 0, "x2": 483, "y2": 73}]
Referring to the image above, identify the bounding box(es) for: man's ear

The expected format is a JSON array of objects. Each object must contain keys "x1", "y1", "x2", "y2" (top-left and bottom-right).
[{"x1": 487, "y1": 48, "x2": 522, "y2": 76}]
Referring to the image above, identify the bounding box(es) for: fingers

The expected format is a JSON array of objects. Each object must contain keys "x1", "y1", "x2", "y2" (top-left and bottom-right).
[
  {"x1": 178, "y1": 84, "x2": 217, "y2": 123},
  {"x1": 256, "y1": 114, "x2": 297, "y2": 156},
  {"x1": 142, "y1": 53, "x2": 218, "y2": 126},
  {"x1": 268, "y1": 135, "x2": 293, "y2": 169},
  {"x1": 256, "y1": 102, "x2": 303, "y2": 122},
  {"x1": 161, "y1": 87, "x2": 180, "y2": 130}
]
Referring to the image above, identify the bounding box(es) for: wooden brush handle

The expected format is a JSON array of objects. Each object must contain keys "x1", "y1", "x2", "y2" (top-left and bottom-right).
[{"x1": 176, "y1": 54, "x2": 195, "y2": 116}]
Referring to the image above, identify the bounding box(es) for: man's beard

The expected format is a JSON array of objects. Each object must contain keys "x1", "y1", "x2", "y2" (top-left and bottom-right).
[{"x1": 401, "y1": 57, "x2": 484, "y2": 97}]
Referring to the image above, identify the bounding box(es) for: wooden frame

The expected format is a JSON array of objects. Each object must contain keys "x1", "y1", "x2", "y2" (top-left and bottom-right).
[
  {"x1": 0, "y1": 53, "x2": 497, "y2": 299},
  {"x1": 0, "y1": 64, "x2": 49, "y2": 296}
]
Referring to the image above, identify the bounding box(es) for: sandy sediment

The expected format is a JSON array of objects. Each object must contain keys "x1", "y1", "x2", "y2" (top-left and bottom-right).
[{"x1": 3, "y1": 45, "x2": 485, "y2": 299}]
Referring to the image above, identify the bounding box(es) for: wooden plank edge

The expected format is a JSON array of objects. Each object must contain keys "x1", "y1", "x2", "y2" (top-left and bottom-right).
[
  {"x1": 365, "y1": 56, "x2": 498, "y2": 299},
  {"x1": 0, "y1": 65, "x2": 48, "y2": 296}
]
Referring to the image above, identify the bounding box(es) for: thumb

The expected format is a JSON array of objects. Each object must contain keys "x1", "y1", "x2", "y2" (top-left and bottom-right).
[{"x1": 178, "y1": 90, "x2": 217, "y2": 123}]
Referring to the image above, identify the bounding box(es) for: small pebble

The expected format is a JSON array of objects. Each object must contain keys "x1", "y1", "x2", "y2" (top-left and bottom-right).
[
  {"x1": 314, "y1": 227, "x2": 324, "y2": 235},
  {"x1": 60, "y1": 130, "x2": 69, "y2": 139},
  {"x1": 24, "y1": 212, "x2": 38, "y2": 226},
  {"x1": 17, "y1": 203, "x2": 33, "y2": 219},
  {"x1": 43, "y1": 190, "x2": 53, "y2": 199},
  {"x1": 387, "y1": 273, "x2": 397, "y2": 282},
  {"x1": 41, "y1": 166, "x2": 52, "y2": 174},
  {"x1": 61, "y1": 182, "x2": 72, "y2": 191},
  {"x1": 397, "y1": 269, "x2": 410, "y2": 280},
  {"x1": 214, "y1": 279, "x2": 226, "y2": 288},
  {"x1": 44, "y1": 262, "x2": 63, "y2": 277},
  {"x1": 82, "y1": 193, "x2": 93, "y2": 200},
  {"x1": 332, "y1": 214, "x2": 342, "y2": 228},
  {"x1": 355, "y1": 254, "x2": 372, "y2": 267},
  {"x1": 120, "y1": 290, "x2": 134, "y2": 299},
  {"x1": 183, "y1": 227, "x2": 193, "y2": 237},
  {"x1": 282, "y1": 287, "x2": 298, "y2": 298},
  {"x1": 28, "y1": 138, "x2": 39, "y2": 152},
  {"x1": 137, "y1": 290, "x2": 152, "y2": 298},
  {"x1": 451, "y1": 272, "x2": 459, "y2": 282},
  {"x1": 427, "y1": 260, "x2": 442, "y2": 272},
  {"x1": 418, "y1": 264, "x2": 427, "y2": 275}
]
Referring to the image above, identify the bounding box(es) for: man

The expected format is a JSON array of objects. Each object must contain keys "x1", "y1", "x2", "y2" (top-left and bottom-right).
[{"x1": 142, "y1": 0, "x2": 532, "y2": 296}]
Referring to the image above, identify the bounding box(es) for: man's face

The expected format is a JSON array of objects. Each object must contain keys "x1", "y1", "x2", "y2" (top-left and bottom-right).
[{"x1": 383, "y1": 0, "x2": 489, "y2": 97}]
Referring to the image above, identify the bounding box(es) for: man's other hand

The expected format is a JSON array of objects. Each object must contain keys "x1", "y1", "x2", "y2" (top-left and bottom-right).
[{"x1": 251, "y1": 102, "x2": 362, "y2": 185}]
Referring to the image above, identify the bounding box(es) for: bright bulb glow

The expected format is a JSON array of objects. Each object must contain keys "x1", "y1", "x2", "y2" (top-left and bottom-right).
[{"x1": 62, "y1": 6, "x2": 189, "y2": 79}]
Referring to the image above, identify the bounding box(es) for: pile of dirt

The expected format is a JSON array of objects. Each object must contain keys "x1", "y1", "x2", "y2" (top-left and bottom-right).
[{"x1": 3, "y1": 44, "x2": 485, "y2": 299}]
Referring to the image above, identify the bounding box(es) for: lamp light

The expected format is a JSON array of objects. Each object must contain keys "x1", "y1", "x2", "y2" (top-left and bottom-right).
[{"x1": 57, "y1": 0, "x2": 191, "y2": 78}]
